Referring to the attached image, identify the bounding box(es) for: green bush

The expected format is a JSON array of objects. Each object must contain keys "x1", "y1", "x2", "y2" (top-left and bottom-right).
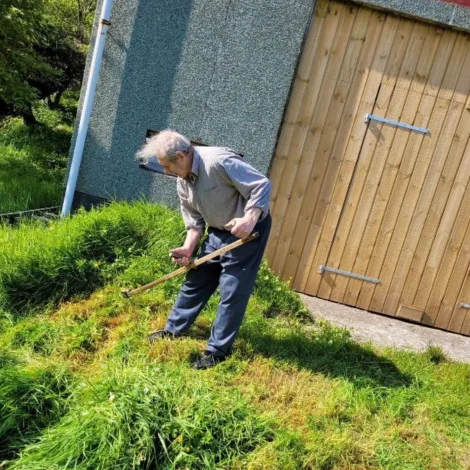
[
  {"x1": 253, "y1": 262, "x2": 310, "y2": 320},
  {"x1": 4, "y1": 314, "x2": 106, "y2": 357},
  {"x1": 8, "y1": 320, "x2": 60, "y2": 355}
]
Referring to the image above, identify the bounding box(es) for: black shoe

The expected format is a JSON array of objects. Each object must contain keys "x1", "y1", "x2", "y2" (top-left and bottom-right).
[
  {"x1": 192, "y1": 351, "x2": 226, "y2": 370},
  {"x1": 148, "y1": 329, "x2": 176, "y2": 343}
]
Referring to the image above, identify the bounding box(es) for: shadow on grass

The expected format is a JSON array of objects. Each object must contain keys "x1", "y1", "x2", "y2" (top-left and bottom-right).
[
  {"x1": 181, "y1": 319, "x2": 411, "y2": 389},
  {"x1": 239, "y1": 327, "x2": 412, "y2": 389},
  {"x1": 187, "y1": 321, "x2": 212, "y2": 340}
]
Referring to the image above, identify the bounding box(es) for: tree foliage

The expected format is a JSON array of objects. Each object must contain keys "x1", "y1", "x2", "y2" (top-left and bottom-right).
[
  {"x1": 0, "y1": 1, "x2": 57, "y2": 111},
  {"x1": 0, "y1": 0, "x2": 96, "y2": 123},
  {"x1": 48, "y1": 0, "x2": 97, "y2": 44}
]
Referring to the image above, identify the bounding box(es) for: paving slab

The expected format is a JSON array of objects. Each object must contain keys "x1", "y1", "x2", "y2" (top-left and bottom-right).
[{"x1": 299, "y1": 294, "x2": 470, "y2": 364}]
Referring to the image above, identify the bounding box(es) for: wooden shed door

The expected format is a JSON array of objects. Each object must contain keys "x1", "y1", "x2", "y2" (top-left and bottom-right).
[{"x1": 267, "y1": 0, "x2": 470, "y2": 334}]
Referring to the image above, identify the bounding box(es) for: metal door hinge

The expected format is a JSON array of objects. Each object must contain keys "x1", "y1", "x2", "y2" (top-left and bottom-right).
[
  {"x1": 319, "y1": 265, "x2": 380, "y2": 284},
  {"x1": 365, "y1": 113, "x2": 429, "y2": 135}
]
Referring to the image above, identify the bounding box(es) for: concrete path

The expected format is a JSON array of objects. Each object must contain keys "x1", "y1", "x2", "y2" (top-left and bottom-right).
[{"x1": 299, "y1": 294, "x2": 470, "y2": 364}]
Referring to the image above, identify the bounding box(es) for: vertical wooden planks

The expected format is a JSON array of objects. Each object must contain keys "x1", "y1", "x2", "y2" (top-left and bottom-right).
[
  {"x1": 267, "y1": 0, "x2": 342, "y2": 271},
  {"x1": 369, "y1": 32, "x2": 468, "y2": 314},
  {"x1": 333, "y1": 21, "x2": 429, "y2": 304},
  {"x1": 445, "y1": 235, "x2": 470, "y2": 332},
  {"x1": 272, "y1": 4, "x2": 359, "y2": 279},
  {"x1": 268, "y1": 0, "x2": 328, "y2": 198},
  {"x1": 267, "y1": 0, "x2": 330, "y2": 264},
  {"x1": 457, "y1": 268, "x2": 470, "y2": 335},
  {"x1": 357, "y1": 28, "x2": 458, "y2": 311},
  {"x1": 303, "y1": 12, "x2": 400, "y2": 296},
  {"x1": 429, "y1": 182, "x2": 470, "y2": 329},
  {"x1": 400, "y1": 51, "x2": 470, "y2": 313},
  {"x1": 381, "y1": 33, "x2": 470, "y2": 315},
  {"x1": 280, "y1": 6, "x2": 374, "y2": 285},
  {"x1": 291, "y1": 7, "x2": 386, "y2": 291},
  {"x1": 343, "y1": 24, "x2": 442, "y2": 307},
  {"x1": 267, "y1": 0, "x2": 470, "y2": 335},
  {"x1": 412, "y1": 123, "x2": 470, "y2": 318},
  {"x1": 316, "y1": 17, "x2": 416, "y2": 302}
]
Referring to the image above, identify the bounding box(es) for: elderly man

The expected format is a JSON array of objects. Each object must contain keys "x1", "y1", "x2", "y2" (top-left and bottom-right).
[{"x1": 137, "y1": 130, "x2": 271, "y2": 369}]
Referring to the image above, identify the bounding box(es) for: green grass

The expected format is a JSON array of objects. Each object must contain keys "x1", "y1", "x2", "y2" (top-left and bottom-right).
[
  {"x1": 0, "y1": 354, "x2": 73, "y2": 460},
  {"x1": 0, "y1": 92, "x2": 76, "y2": 213},
  {"x1": 0, "y1": 202, "x2": 182, "y2": 313},
  {"x1": 0, "y1": 202, "x2": 469, "y2": 469},
  {"x1": 7, "y1": 363, "x2": 273, "y2": 470}
]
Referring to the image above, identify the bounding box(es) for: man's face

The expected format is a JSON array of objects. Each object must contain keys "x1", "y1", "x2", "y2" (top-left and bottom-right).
[{"x1": 157, "y1": 149, "x2": 192, "y2": 178}]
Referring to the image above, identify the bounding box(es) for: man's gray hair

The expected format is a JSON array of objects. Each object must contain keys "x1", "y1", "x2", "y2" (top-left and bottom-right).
[{"x1": 136, "y1": 129, "x2": 191, "y2": 162}]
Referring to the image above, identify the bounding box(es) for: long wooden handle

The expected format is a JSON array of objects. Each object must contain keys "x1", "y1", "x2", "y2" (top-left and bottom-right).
[{"x1": 121, "y1": 232, "x2": 259, "y2": 298}]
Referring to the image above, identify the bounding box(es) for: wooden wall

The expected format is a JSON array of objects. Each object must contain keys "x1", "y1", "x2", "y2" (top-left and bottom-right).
[{"x1": 267, "y1": 0, "x2": 470, "y2": 334}]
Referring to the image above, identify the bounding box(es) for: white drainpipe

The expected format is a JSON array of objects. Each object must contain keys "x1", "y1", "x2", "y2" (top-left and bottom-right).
[{"x1": 61, "y1": 0, "x2": 114, "y2": 217}]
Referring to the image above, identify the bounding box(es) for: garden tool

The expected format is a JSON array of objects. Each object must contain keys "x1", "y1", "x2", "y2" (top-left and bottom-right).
[{"x1": 121, "y1": 232, "x2": 259, "y2": 298}]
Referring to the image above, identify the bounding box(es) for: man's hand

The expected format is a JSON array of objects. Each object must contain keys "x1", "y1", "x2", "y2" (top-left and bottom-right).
[
  {"x1": 169, "y1": 246, "x2": 193, "y2": 266},
  {"x1": 225, "y1": 208, "x2": 261, "y2": 239},
  {"x1": 169, "y1": 228, "x2": 201, "y2": 266}
]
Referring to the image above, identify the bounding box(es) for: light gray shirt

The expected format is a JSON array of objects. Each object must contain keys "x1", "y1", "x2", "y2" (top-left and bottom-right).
[{"x1": 177, "y1": 146, "x2": 271, "y2": 234}]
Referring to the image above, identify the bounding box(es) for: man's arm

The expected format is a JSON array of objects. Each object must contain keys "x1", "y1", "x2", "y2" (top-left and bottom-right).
[
  {"x1": 220, "y1": 155, "x2": 271, "y2": 216},
  {"x1": 172, "y1": 181, "x2": 205, "y2": 266},
  {"x1": 182, "y1": 228, "x2": 202, "y2": 253},
  {"x1": 169, "y1": 228, "x2": 201, "y2": 266},
  {"x1": 225, "y1": 207, "x2": 262, "y2": 239},
  {"x1": 177, "y1": 181, "x2": 206, "y2": 235},
  {"x1": 220, "y1": 155, "x2": 271, "y2": 238}
]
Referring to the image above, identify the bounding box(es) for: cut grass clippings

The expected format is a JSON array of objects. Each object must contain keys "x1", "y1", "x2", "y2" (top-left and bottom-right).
[
  {"x1": 7, "y1": 363, "x2": 274, "y2": 470},
  {"x1": 0, "y1": 202, "x2": 469, "y2": 469},
  {"x1": 0, "y1": 353, "x2": 73, "y2": 460}
]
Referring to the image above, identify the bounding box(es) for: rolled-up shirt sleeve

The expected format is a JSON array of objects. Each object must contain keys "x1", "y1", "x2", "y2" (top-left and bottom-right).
[
  {"x1": 177, "y1": 180, "x2": 206, "y2": 234},
  {"x1": 218, "y1": 155, "x2": 271, "y2": 217}
]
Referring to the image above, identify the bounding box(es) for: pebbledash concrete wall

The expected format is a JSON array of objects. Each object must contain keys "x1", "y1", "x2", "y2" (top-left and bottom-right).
[
  {"x1": 353, "y1": 0, "x2": 470, "y2": 30},
  {"x1": 70, "y1": 0, "x2": 316, "y2": 210},
  {"x1": 70, "y1": 0, "x2": 470, "y2": 210}
]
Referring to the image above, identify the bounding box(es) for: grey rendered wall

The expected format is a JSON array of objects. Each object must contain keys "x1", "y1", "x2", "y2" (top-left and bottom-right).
[{"x1": 72, "y1": 0, "x2": 316, "y2": 209}]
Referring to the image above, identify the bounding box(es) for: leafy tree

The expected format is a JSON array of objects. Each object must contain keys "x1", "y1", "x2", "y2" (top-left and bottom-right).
[
  {"x1": 0, "y1": 0, "x2": 60, "y2": 121},
  {"x1": 0, "y1": 0, "x2": 96, "y2": 124},
  {"x1": 32, "y1": 18, "x2": 87, "y2": 110},
  {"x1": 47, "y1": 0, "x2": 97, "y2": 44}
]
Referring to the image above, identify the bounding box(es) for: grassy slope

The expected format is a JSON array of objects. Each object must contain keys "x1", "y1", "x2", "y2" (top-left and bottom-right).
[
  {"x1": 0, "y1": 202, "x2": 469, "y2": 470},
  {"x1": 0, "y1": 93, "x2": 76, "y2": 213}
]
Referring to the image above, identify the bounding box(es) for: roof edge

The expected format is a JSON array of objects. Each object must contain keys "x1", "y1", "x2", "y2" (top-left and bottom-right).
[{"x1": 351, "y1": 0, "x2": 470, "y2": 32}]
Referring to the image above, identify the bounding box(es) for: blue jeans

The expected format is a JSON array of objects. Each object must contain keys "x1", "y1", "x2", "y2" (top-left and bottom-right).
[{"x1": 165, "y1": 214, "x2": 271, "y2": 357}]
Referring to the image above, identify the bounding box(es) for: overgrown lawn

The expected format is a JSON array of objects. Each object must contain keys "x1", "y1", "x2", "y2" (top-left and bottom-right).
[{"x1": 0, "y1": 202, "x2": 469, "y2": 469}]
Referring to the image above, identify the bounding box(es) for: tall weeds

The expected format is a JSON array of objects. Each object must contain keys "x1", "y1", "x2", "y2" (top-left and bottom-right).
[{"x1": 0, "y1": 202, "x2": 469, "y2": 470}]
